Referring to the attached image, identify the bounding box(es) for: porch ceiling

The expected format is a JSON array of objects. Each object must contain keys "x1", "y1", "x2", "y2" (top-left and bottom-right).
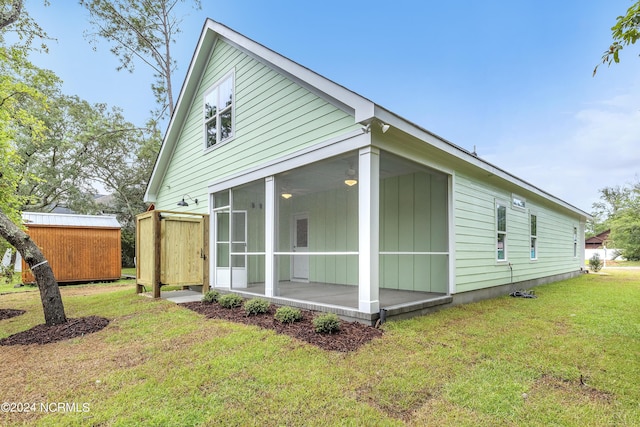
[{"x1": 276, "y1": 151, "x2": 447, "y2": 197}]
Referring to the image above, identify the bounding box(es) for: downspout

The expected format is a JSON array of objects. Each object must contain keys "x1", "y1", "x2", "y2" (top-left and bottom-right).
[
  {"x1": 508, "y1": 262, "x2": 513, "y2": 285},
  {"x1": 379, "y1": 308, "x2": 387, "y2": 325}
]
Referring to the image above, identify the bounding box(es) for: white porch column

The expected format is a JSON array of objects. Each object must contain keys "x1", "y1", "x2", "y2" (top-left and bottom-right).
[
  {"x1": 265, "y1": 176, "x2": 275, "y2": 297},
  {"x1": 358, "y1": 147, "x2": 380, "y2": 313}
]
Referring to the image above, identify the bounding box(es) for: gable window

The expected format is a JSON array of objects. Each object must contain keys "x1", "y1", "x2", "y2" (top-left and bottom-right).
[
  {"x1": 530, "y1": 214, "x2": 537, "y2": 260},
  {"x1": 512, "y1": 194, "x2": 526, "y2": 210},
  {"x1": 204, "y1": 72, "x2": 234, "y2": 149},
  {"x1": 496, "y1": 202, "x2": 507, "y2": 261}
]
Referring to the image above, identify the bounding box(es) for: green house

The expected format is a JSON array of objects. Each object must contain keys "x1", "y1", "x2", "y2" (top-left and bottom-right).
[{"x1": 144, "y1": 20, "x2": 589, "y2": 323}]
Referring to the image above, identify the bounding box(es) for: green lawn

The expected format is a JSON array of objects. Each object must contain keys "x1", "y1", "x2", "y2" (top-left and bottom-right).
[{"x1": 0, "y1": 270, "x2": 638, "y2": 426}]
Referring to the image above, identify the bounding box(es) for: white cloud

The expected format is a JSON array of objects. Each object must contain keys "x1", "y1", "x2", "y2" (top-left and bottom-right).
[{"x1": 484, "y1": 87, "x2": 640, "y2": 213}]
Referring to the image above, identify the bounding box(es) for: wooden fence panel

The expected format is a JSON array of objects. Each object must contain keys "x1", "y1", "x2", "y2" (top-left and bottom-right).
[
  {"x1": 135, "y1": 211, "x2": 209, "y2": 297},
  {"x1": 136, "y1": 211, "x2": 157, "y2": 291},
  {"x1": 161, "y1": 216, "x2": 204, "y2": 285}
]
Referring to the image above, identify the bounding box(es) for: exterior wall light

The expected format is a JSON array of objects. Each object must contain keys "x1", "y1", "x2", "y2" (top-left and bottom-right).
[{"x1": 177, "y1": 195, "x2": 198, "y2": 206}]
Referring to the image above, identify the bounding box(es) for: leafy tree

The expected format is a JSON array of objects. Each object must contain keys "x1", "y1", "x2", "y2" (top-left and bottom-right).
[
  {"x1": 80, "y1": 0, "x2": 201, "y2": 122},
  {"x1": 588, "y1": 185, "x2": 629, "y2": 237},
  {"x1": 11, "y1": 86, "x2": 160, "y2": 265},
  {"x1": 0, "y1": 0, "x2": 67, "y2": 325},
  {"x1": 81, "y1": 106, "x2": 161, "y2": 266},
  {"x1": 15, "y1": 93, "x2": 102, "y2": 213},
  {"x1": 594, "y1": 1, "x2": 640, "y2": 75},
  {"x1": 593, "y1": 181, "x2": 640, "y2": 260},
  {"x1": 610, "y1": 207, "x2": 640, "y2": 260}
]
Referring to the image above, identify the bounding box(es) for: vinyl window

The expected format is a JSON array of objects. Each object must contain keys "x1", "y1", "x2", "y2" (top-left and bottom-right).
[
  {"x1": 496, "y1": 202, "x2": 507, "y2": 261},
  {"x1": 204, "y1": 72, "x2": 234, "y2": 149},
  {"x1": 530, "y1": 214, "x2": 537, "y2": 260}
]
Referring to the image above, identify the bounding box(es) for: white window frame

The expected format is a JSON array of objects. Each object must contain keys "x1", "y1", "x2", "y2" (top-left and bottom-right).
[
  {"x1": 496, "y1": 201, "x2": 508, "y2": 262},
  {"x1": 204, "y1": 70, "x2": 235, "y2": 151},
  {"x1": 573, "y1": 226, "x2": 578, "y2": 258},
  {"x1": 512, "y1": 194, "x2": 526, "y2": 210},
  {"x1": 530, "y1": 213, "x2": 538, "y2": 260}
]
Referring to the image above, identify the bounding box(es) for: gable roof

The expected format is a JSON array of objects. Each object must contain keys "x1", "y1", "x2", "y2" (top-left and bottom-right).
[
  {"x1": 145, "y1": 19, "x2": 590, "y2": 220},
  {"x1": 585, "y1": 229, "x2": 610, "y2": 245}
]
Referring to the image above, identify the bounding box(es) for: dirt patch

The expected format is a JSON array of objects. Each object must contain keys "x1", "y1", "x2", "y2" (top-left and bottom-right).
[
  {"x1": 529, "y1": 374, "x2": 613, "y2": 403},
  {"x1": 0, "y1": 308, "x2": 26, "y2": 320},
  {"x1": 180, "y1": 301, "x2": 383, "y2": 352},
  {"x1": 0, "y1": 316, "x2": 109, "y2": 346}
]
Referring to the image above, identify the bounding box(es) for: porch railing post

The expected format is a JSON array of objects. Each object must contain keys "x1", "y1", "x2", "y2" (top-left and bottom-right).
[
  {"x1": 358, "y1": 146, "x2": 380, "y2": 313},
  {"x1": 265, "y1": 176, "x2": 276, "y2": 297}
]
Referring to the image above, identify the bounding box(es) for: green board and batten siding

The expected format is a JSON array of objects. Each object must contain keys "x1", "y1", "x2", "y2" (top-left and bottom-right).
[
  {"x1": 154, "y1": 40, "x2": 359, "y2": 211},
  {"x1": 380, "y1": 172, "x2": 449, "y2": 293},
  {"x1": 454, "y1": 173, "x2": 583, "y2": 293}
]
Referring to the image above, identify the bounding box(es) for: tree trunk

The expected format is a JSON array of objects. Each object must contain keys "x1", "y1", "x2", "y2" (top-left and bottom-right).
[{"x1": 0, "y1": 211, "x2": 67, "y2": 325}]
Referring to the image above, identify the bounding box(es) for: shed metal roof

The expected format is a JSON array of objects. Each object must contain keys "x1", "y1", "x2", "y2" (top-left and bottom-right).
[{"x1": 22, "y1": 212, "x2": 121, "y2": 228}]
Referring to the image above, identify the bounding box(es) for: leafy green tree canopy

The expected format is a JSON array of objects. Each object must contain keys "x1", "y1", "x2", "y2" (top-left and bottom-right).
[
  {"x1": 593, "y1": 181, "x2": 640, "y2": 260},
  {"x1": 595, "y1": 1, "x2": 640, "y2": 75}
]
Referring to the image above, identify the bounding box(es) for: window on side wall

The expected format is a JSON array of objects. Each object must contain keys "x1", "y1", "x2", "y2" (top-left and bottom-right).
[
  {"x1": 573, "y1": 226, "x2": 578, "y2": 257},
  {"x1": 496, "y1": 202, "x2": 507, "y2": 261},
  {"x1": 204, "y1": 72, "x2": 234, "y2": 149},
  {"x1": 530, "y1": 214, "x2": 537, "y2": 260}
]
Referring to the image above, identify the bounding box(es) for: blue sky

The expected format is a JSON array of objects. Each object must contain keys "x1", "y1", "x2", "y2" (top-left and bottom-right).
[{"x1": 23, "y1": 0, "x2": 640, "y2": 213}]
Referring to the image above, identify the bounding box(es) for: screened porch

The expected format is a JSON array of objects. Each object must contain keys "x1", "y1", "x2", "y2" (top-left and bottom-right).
[{"x1": 210, "y1": 148, "x2": 450, "y2": 315}]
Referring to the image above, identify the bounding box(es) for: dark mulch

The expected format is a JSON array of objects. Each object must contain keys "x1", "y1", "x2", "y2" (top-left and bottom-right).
[
  {"x1": 0, "y1": 308, "x2": 26, "y2": 320},
  {"x1": 0, "y1": 316, "x2": 110, "y2": 346},
  {"x1": 180, "y1": 302, "x2": 383, "y2": 352}
]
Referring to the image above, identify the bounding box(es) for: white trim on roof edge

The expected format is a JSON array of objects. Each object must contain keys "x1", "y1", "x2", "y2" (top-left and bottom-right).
[
  {"x1": 145, "y1": 20, "x2": 376, "y2": 203},
  {"x1": 145, "y1": 19, "x2": 590, "y2": 221}
]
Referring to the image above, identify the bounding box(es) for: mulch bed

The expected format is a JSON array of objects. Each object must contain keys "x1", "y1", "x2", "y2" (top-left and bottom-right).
[
  {"x1": 180, "y1": 302, "x2": 383, "y2": 352},
  {"x1": 0, "y1": 304, "x2": 383, "y2": 351},
  {"x1": 0, "y1": 308, "x2": 26, "y2": 321},
  {"x1": 0, "y1": 316, "x2": 109, "y2": 346}
]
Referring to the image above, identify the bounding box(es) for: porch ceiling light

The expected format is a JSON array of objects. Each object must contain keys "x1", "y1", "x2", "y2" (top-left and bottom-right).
[
  {"x1": 177, "y1": 195, "x2": 198, "y2": 206},
  {"x1": 344, "y1": 168, "x2": 358, "y2": 187},
  {"x1": 281, "y1": 193, "x2": 292, "y2": 199}
]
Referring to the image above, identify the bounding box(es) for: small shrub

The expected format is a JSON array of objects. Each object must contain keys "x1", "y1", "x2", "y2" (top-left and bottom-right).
[
  {"x1": 274, "y1": 306, "x2": 302, "y2": 324},
  {"x1": 218, "y1": 293, "x2": 243, "y2": 309},
  {"x1": 201, "y1": 290, "x2": 220, "y2": 304},
  {"x1": 313, "y1": 313, "x2": 341, "y2": 334},
  {"x1": 589, "y1": 253, "x2": 604, "y2": 272},
  {"x1": 244, "y1": 298, "x2": 270, "y2": 316}
]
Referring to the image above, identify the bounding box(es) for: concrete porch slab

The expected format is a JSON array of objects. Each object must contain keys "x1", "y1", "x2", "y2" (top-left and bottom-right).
[{"x1": 149, "y1": 282, "x2": 451, "y2": 325}]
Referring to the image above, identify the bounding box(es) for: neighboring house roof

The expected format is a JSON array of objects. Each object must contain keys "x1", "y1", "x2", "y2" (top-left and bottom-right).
[
  {"x1": 22, "y1": 212, "x2": 121, "y2": 229},
  {"x1": 585, "y1": 229, "x2": 610, "y2": 248},
  {"x1": 145, "y1": 19, "x2": 590, "y2": 219}
]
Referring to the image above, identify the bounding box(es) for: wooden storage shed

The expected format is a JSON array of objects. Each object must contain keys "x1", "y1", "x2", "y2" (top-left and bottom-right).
[{"x1": 21, "y1": 212, "x2": 122, "y2": 284}]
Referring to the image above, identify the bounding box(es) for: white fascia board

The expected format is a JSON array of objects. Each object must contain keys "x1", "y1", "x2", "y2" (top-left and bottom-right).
[
  {"x1": 143, "y1": 21, "x2": 215, "y2": 203},
  {"x1": 208, "y1": 20, "x2": 375, "y2": 123},
  {"x1": 145, "y1": 21, "x2": 217, "y2": 202},
  {"x1": 147, "y1": 20, "x2": 375, "y2": 202},
  {"x1": 372, "y1": 106, "x2": 591, "y2": 220}
]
